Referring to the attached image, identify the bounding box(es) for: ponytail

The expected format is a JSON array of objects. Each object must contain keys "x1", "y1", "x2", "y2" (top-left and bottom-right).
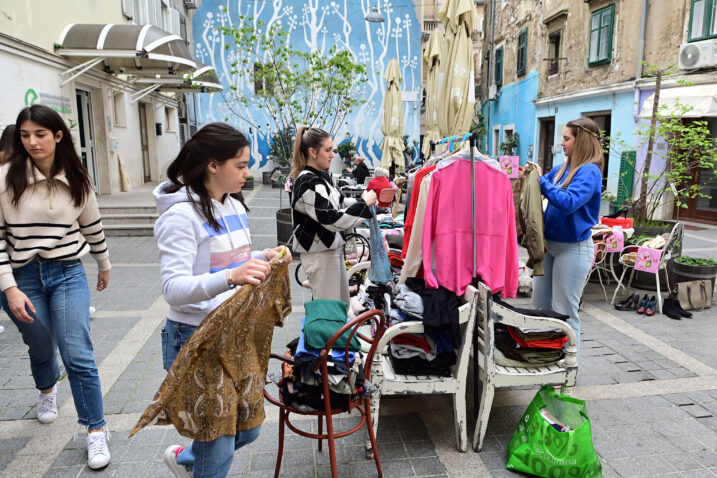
[{"x1": 290, "y1": 126, "x2": 331, "y2": 178}]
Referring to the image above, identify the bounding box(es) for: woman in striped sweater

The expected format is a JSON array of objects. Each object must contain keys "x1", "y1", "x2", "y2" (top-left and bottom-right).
[{"x1": 0, "y1": 105, "x2": 111, "y2": 469}]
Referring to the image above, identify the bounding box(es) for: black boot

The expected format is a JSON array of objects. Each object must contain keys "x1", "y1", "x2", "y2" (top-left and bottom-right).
[
  {"x1": 603, "y1": 207, "x2": 628, "y2": 219},
  {"x1": 672, "y1": 298, "x2": 693, "y2": 318},
  {"x1": 662, "y1": 298, "x2": 683, "y2": 320}
]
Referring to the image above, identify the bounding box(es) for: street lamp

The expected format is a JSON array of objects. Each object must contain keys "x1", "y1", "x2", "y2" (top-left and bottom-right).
[{"x1": 365, "y1": 5, "x2": 385, "y2": 23}]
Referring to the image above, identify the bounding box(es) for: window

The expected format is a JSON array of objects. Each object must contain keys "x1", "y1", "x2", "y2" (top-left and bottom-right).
[
  {"x1": 165, "y1": 107, "x2": 177, "y2": 132},
  {"x1": 253, "y1": 62, "x2": 275, "y2": 95},
  {"x1": 588, "y1": 4, "x2": 614, "y2": 65},
  {"x1": 689, "y1": 0, "x2": 717, "y2": 41},
  {"x1": 517, "y1": 28, "x2": 528, "y2": 76},
  {"x1": 492, "y1": 126, "x2": 501, "y2": 157},
  {"x1": 495, "y1": 46, "x2": 503, "y2": 89},
  {"x1": 113, "y1": 92, "x2": 127, "y2": 127},
  {"x1": 548, "y1": 31, "x2": 561, "y2": 75}
]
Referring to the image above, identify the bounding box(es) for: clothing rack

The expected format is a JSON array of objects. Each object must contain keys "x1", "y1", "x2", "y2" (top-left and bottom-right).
[{"x1": 429, "y1": 133, "x2": 480, "y2": 280}]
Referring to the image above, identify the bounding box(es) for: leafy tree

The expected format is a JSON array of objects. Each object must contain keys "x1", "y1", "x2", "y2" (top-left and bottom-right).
[
  {"x1": 499, "y1": 132, "x2": 520, "y2": 156},
  {"x1": 269, "y1": 128, "x2": 294, "y2": 168},
  {"x1": 334, "y1": 140, "x2": 357, "y2": 166},
  {"x1": 610, "y1": 63, "x2": 717, "y2": 224},
  {"x1": 218, "y1": 17, "x2": 368, "y2": 165}
]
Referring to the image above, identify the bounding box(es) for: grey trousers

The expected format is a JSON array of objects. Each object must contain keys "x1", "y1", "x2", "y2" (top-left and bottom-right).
[{"x1": 301, "y1": 247, "x2": 350, "y2": 306}]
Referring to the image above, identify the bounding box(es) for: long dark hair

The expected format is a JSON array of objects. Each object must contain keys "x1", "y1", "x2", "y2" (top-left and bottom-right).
[
  {"x1": 165, "y1": 122, "x2": 250, "y2": 232},
  {"x1": 7, "y1": 105, "x2": 92, "y2": 207},
  {"x1": 290, "y1": 126, "x2": 331, "y2": 178},
  {"x1": 0, "y1": 125, "x2": 15, "y2": 163}
]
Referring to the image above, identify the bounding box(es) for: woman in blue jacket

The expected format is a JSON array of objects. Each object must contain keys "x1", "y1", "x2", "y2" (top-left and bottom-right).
[{"x1": 529, "y1": 117, "x2": 603, "y2": 351}]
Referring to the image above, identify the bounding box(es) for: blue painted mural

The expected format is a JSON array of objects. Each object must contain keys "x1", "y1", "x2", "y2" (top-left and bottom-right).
[{"x1": 191, "y1": 0, "x2": 421, "y2": 171}]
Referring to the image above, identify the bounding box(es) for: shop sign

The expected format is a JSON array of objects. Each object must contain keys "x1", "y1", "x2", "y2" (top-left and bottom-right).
[{"x1": 24, "y1": 88, "x2": 72, "y2": 114}]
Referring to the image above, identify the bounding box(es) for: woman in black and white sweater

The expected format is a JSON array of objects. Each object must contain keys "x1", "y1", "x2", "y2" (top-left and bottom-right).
[{"x1": 290, "y1": 126, "x2": 377, "y2": 305}]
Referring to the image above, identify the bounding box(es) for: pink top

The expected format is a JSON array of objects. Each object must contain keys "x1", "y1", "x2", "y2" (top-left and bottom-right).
[{"x1": 421, "y1": 160, "x2": 518, "y2": 297}]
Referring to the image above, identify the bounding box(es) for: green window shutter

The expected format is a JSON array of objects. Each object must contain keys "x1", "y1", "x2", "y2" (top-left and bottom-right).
[
  {"x1": 589, "y1": 4, "x2": 615, "y2": 65},
  {"x1": 616, "y1": 150, "x2": 635, "y2": 207},
  {"x1": 495, "y1": 46, "x2": 503, "y2": 88},
  {"x1": 517, "y1": 28, "x2": 528, "y2": 76},
  {"x1": 689, "y1": 0, "x2": 717, "y2": 41}
]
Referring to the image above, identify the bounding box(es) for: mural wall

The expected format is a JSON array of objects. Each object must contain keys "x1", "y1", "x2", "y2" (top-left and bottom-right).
[{"x1": 192, "y1": 0, "x2": 421, "y2": 171}]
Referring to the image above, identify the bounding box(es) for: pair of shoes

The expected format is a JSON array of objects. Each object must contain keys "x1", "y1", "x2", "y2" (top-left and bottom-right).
[
  {"x1": 164, "y1": 445, "x2": 192, "y2": 478},
  {"x1": 36, "y1": 385, "x2": 58, "y2": 424},
  {"x1": 663, "y1": 298, "x2": 693, "y2": 320},
  {"x1": 615, "y1": 292, "x2": 640, "y2": 311},
  {"x1": 87, "y1": 428, "x2": 111, "y2": 469},
  {"x1": 636, "y1": 294, "x2": 656, "y2": 315}
]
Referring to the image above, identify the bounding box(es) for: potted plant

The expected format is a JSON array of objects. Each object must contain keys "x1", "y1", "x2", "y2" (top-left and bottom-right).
[
  {"x1": 600, "y1": 190, "x2": 616, "y2": 217},
  {"x1": 243, "y1": 175, "x2": 254, "y2": 190},
  {"x1": 672, "y1": 256, "x2": 717, "y2": 293},
  {"x1": 334, "y1": 140, "x2": 356, "y2": 170},
  {"x1": 499, "y1": 132, "x2": 520, "y2": 156}
]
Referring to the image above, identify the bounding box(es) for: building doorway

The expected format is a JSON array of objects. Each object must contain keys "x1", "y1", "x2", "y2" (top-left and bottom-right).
[
  {"x1": 676, "y1": 119, "x2": 717, "y2": 224},
  {"x1": 138, "y1": 103, "x2": 151, "y2": 182},
  {"x1": 75, "y1": 89, "x2": 98, "y2": 191},
  {"x1": 539, "y1": 117, "x2": 555, "y2": 173},
  {"x1": 585, "y1": 112, "x2": 611, "y2": 190}
]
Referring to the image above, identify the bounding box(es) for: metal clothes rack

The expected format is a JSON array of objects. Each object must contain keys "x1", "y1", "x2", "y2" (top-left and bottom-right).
[{"x1": 429, "y1": 133, "x2": 480, "y2": 280}]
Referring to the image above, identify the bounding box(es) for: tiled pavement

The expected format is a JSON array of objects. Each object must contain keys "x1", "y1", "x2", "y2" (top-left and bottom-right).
[{"x1": 1, "y1": 183, "x2": 717, "y2": 477}]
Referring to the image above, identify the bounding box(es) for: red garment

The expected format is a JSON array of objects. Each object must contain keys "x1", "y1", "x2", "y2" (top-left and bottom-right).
[
  {"x1": 401, "y1": 165, "x2": 437, "y2": 258},
  {"x1": 366, "y1": 177, "x2": 392, "y2": 207},
  {"x1": 507, "y1": 327, "x2": 568, "y2": 349},
  {"x1": 391, "y1": 334, "x2": 432, "y2": 354},
  {"x1": 421, "y1": 160, "x2": 519, "y2": 297}
]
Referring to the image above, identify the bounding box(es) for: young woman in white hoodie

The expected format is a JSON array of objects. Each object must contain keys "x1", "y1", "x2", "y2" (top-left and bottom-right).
[{"x1": 153, "y1": 123, "x2": 289, "y2": 478}]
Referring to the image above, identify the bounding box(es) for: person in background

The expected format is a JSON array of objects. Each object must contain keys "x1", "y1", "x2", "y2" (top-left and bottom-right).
[
  {"x1": 154, "y1": 123, "x2": 289, "y2": 478},
  {"x1": 352, "y1": 156, "x2": 370, "y2": 185},
  {"x1": 290, "y1": 126, "x2": 377, "y2": 305},
  {"x1": 0, "y1": 105, "x2": 111, "y2": 469},
  {"x1": 528, "y1": 117, "x2": 603, "y2": 352},
  {"x1": 0, "y1": 124, "x2": 15, "y2": 163},
  {"x1": 366, "y1": 167, "x2": 396, "y2": 208}
]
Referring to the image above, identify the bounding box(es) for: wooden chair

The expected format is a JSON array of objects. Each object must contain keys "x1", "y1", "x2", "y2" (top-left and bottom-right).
[
  {"x1": 263, "y1": 310, "x2": 387, "y2": 478},
  {"x1": 369, "y1": 284, "x2": 479, "y2": 453},
  {"x1": 472, "y1": 282, "x2": 578, "y2": 451},
  {"x1": 610, "y1": 222, "x2": 683, "y2": 314}
]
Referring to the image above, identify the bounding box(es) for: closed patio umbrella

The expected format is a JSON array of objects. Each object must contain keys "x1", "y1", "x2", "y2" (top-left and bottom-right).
[
  {"x1": 380, "y1": 58, "x2": 405, "y2": 174},
  {"x1": 437, "y1": 0, "x2": 477, "y2": 138},
  {"x1": 422, "y1": 29, "x2": 444, "y2": 159}
]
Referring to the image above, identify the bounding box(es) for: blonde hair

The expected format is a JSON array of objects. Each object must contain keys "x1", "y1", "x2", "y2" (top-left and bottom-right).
[
  {"x1": 290, "y1": 126, "x2": 331, "y2": 177},
  {"x1": 374, "y1": 167, "x2": 388, "y2": 178},
  {"x1": 554, "y1": 117, "x2": 604, "y2": 188}
]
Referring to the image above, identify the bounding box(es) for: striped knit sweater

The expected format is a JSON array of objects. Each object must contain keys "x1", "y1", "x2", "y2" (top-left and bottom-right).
[
  {"x1": 0, "y1": 160, "x2": 110, "y2": 291},
  {"x1": 290, "y1": 166, "x2": 372, "y2": 253}
]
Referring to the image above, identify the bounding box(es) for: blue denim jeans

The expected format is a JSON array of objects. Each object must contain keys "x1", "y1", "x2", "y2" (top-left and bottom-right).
[
  {"x1": 162, "y1": 319, "x2": 261, "y2": 478},
  {"x1": 531, "y1": 238, "x2": 594, "y2": 351},
  {"x1": 1, "y1": 258, "x2": 105, "y2": 429}
]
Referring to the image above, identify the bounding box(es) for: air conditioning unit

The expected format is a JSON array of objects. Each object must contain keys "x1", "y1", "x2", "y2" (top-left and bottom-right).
[
  {"x1": 488, "y1": 84, "x2": 497, "y2": 100},
  {"x1": 678, "y1": 40, "x2": 717, "y2": 70},
  {"x1": 184, "y1": 0, "x2": 198, "y2": 9}
]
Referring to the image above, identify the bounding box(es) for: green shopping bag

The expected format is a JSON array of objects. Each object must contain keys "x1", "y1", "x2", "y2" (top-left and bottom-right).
[{"x1": 506, "y1": 386, "x2": 602, "y2": 478}]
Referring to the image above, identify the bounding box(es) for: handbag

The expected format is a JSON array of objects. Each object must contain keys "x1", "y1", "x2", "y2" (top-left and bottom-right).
[
  {"x1": 506, "y1": 386, "x2": 602, "y2": 478},
  {"x1": 677, "y1": 280, "x2": 713, "y2": 311}
]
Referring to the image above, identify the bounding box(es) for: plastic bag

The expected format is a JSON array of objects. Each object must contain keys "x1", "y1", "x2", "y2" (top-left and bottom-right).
[
  {"x1": 368, "y1": 206, "x2": 392, "y2": 284},
  {"x1": 506, "y1": 386, "x2": 602, "y2": 478}
]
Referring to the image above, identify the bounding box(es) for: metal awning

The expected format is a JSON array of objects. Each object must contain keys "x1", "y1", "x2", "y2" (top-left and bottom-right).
[
  {"x1": 640, "y1": 84, "x2": 717, "y2": 118},
  {"x1": 132, "y1": 63, "x2": 223, "y2": 95},
  {"x1": 55, "y1": 23, "x2": 197, "y2": 85}
]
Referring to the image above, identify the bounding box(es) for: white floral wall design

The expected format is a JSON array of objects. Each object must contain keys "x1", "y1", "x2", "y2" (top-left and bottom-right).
[{"x1": 192, "y1": 0, "x2": 420, "y2": 170}]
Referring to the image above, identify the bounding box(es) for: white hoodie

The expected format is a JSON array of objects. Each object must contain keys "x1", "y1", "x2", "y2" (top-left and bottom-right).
[{"x1": 153, "y1": 182, "x2": 264, "y2": 326}]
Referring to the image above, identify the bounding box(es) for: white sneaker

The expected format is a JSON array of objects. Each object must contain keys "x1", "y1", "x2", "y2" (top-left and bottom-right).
[
  {"x1": 0, "y1": 325, "x2": 4, "y2": 333},
  {"x1": 36, "y1": 385, "x2": 58, "y2": 424},
  {"x1": 89, "y1": 306, "x2": 96, "y2": 317},
  {"x1": 87, "y1": 429, "x2": 111, "y2": 469},
  {"x1": 164, "y1": 445, "x2": 191, "y2": 478}
]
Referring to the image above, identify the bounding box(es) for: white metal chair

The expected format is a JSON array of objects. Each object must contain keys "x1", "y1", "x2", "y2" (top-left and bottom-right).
[
  {"x1": 585, "y1": 240, "x2": 609, "y2": 300},
  {"x1": 472, "y1": 282, "x2": 578, "y2": 451},
  {"x1": 610, "y1": 222, "x2": 683, "y2": 314},
  {"x1": 369, "y1": 284, "x2": 479, "y2": 453}
]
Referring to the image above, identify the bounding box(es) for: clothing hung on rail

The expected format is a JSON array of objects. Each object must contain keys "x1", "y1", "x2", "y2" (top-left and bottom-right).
[{"x1": 421, "y1": 159, "x2": 519, "y2": 297}]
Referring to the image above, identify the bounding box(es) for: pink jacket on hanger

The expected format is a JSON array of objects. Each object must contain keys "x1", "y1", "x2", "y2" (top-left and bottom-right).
[{"x1": 421, "y1": 160, "x2": 518, "y2": 297}]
